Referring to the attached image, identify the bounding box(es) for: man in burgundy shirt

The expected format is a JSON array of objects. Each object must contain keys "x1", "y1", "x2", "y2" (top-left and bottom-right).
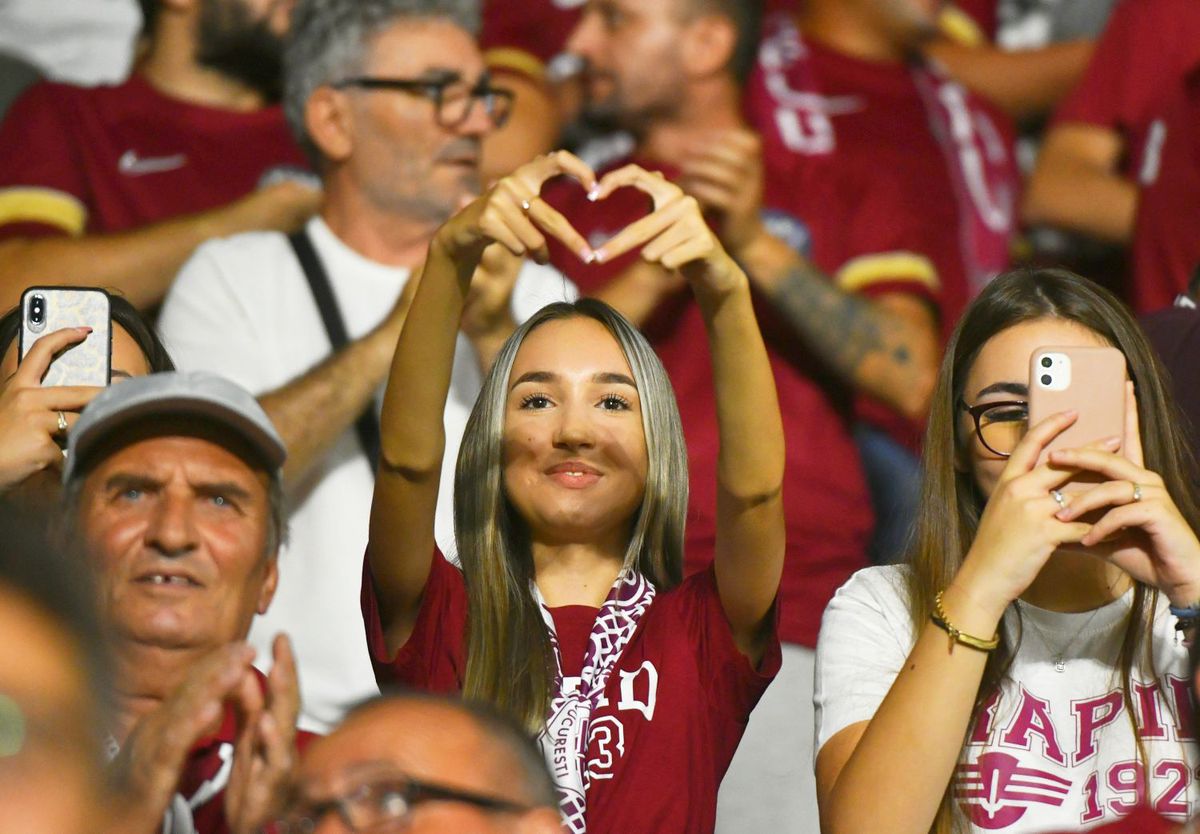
[
  {"x1": 64, "y1": 372, "x2": 308, "y2": 834},
  {"x1": 0, "y1": 0, "x2": 320, "y2": 311},
  {"x1": 1129, "y1": 67, "x2": 1200, "y2": 313},
  {"x1": 1025, "y1": 0, "x2": 1200, "y2": 270}
]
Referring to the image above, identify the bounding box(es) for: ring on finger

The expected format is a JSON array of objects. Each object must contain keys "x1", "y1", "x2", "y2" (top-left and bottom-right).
[
  {"x1": 520, "y1": 198, "x2": 534, "y2": 212},
  {"x1": 1131, "y1": 482, "x2": 1143, "y2": 503},
  {"x1": 1051, "y1": 488, "x2": 1066, "y2": 509},
  {"x1": 56, "y1": 411, "x2": 68, "y2": 433}
]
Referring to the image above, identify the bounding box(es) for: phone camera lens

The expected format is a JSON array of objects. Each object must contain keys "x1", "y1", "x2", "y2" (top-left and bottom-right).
[
  {"x1": 29, "y1": 295, "x2": 45, "y2": 325},
  {"x1": 1040, "y1": 374, "x2": 1053, "y2": 386},
  {"x1": 1040, "y1": 356, "x2": 1053, "y2": 368}
]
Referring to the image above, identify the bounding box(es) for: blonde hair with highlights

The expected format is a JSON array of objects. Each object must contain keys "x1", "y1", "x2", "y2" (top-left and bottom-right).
[{"x1": 453, "y1": 299, "x2": 688, "y2": 731}]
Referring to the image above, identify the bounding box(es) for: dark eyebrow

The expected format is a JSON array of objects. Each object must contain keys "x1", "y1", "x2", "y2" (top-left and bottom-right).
[
  {"x1": 594, "y1": 372, "x2": 636, "y2": 388},
  {"x1": 103, "y1": 473, "x2": 160, "y2": 493},
  {"x1": 194, "y1": 481, "x2": 254, "y2": 503},
  {"x1": 509, "y1": 370, "x2": 638, "y2": 391},
  {"x1": 420, "y1": 68, "x2": 464, "y2": 84},
  {"x1": 102, "y1": 473, "x2": 253, "y2": 503},
  {"x1": 510, "y1": 370, "x2": 555, "y2": 390},
  {"x1": 974, "y1": 381, "x2": 1028, "y2": 399},
  {"x1": 111, "y1": 369, "x2": 132, "y2": 380}
]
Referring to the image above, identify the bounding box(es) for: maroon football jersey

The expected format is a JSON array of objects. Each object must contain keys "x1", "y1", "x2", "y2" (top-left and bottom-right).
[
  {"x1": 745, "y1": 13, "x2": 1019, "y2": 335},
  {"x1": 952, "y1": 0, "x2": 999, "y2": 40},
  {"x1": 1130, "y1": 68, "x2": 1200, "y2": 313},
  {"x1": 122, "y1": 668, "x2": 318, "y2": 834},
  {"x1": 480, "y1": 0, "x2": 584, "y2": 80},
  {"x1": 362, "y1": 551, "x2": 780, "y2": 834},
  {"x1": 1053, "y1": 0, "x2": 1200, "y2": 181},
  {"x1": 0, "y1": 75, "x2": 306, "y2": 240}
]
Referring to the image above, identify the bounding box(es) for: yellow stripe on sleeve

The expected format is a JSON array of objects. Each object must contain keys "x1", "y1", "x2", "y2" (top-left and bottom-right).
[
  {"x1": 939, "y1": 6, "x2": 986, "y2": 48},
  {"x1": 0, "y1": 187, "x2": 87, "y2": 235},
  {"x1": 836, "y1": 252, "x2": 941, "y2": 294},
  {"x1": 484, "y1": 48, "x2": 548, "y2": 83}
]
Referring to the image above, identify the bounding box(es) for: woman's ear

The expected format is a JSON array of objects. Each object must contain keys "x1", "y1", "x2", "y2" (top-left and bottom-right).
[{"x1": 306, "y1": 86, "x2": 355, "y2": 164}]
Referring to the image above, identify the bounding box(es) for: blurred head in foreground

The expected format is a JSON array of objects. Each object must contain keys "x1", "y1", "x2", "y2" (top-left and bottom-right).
[{"x1": 283, "y1": 691, "x2": 563, "y2": 833}]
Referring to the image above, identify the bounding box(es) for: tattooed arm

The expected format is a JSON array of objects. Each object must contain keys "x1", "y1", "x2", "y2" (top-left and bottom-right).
[
  {"x1": 739, "y1": 232, "x2": 939, "y2": 420},
  {"x1": 679, "y1": 129, "x2": 939, "y2": 420}
]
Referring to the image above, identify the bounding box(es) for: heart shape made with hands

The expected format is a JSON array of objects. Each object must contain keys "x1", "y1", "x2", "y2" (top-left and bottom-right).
[{"x1": 516, "y1": 156, "x2": 687, "y2": 265}]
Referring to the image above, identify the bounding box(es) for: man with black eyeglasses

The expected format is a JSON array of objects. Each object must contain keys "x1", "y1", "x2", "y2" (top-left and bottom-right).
[
  {"x1": 279, "y1": 692, "x2": 562, "y2": 833},
  {"x1": 157, "y1": 0, "x2": 577, "y2": 734}
]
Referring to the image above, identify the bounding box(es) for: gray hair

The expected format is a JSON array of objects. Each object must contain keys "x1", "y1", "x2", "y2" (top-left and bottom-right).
[
  {"x1": 283, "y1": 0, "x2": 482, "y2": 163},
  {"x1": 345, "y1": 690, "x2": 558, "y2": 807}
]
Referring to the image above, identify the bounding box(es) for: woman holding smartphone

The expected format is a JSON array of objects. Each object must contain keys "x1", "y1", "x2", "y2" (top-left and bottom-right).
[
  {"x1": 360, "y1": 152, "x2": 784, "y2": 833},
  {"x1": 816, "y1": 268, "x2": 1200, "y2": 834},
  {"x1": 0, "y1": 296, "x2": 173, "y2": 494}
]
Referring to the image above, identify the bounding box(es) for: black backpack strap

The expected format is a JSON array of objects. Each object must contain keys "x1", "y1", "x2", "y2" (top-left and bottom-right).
[{"x1": 287, "y1": 229, "x2": 382, "y2": 472}]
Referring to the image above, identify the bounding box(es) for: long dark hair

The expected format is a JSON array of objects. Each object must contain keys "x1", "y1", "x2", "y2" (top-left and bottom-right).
[
  {"x1": 0, "y1": 293, "x2": 176, "y2": 374},
  {"x1": 906, "y1": 268, "x2": 1200, "y2": 833}
]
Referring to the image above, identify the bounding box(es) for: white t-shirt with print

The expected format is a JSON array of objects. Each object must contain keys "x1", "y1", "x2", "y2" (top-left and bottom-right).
[
  {"x1": 815, "y1": 566, "x2": 1198, "y2": 833},
  {"x1": 157, "y1": 216, "x2": 577, "y2": 732}
]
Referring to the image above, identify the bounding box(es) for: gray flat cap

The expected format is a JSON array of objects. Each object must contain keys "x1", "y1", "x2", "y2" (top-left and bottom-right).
[{"x1": 64, "y1": 371, "x2": 286, "y2": 482}]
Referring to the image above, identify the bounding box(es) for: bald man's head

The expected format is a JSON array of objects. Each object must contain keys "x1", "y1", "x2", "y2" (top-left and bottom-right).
[{"x1": 291, "y1": 693, "x2": 561, "y2": 833}]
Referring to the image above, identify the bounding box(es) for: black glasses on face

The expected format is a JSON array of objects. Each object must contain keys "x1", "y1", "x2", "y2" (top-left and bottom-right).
[
  {"x1": 958, "y1": 398, "x2": 1029, "y2": 458},
  {"x1": 332, "y1": 73, "x2": 515, "y2": 128},
  {"x1": 276, "y1": 776, "x2": 532, "y2": 832}
]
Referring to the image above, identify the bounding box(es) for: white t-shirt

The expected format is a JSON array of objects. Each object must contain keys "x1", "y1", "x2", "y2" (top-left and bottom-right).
[
  {"x1": 815, "y1": 566, "x2": 1198, "y2": 832},
  {"x1": 0, "y1": 0, "x2": 140, "y2": 84},
  {"x1": 157, "y1": 216, "x2": 577, "y2": 731}
]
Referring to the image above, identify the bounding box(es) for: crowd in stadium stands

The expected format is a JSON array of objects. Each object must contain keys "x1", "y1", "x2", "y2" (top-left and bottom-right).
[{"x1": 0, "y1": 1, "x2": 1199, "y2": 833}]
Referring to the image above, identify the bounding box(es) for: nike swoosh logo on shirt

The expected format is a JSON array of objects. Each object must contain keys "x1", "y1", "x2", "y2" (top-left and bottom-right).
[{"x1": 118, "y1": 150, "x2": 188, "y2": 176}]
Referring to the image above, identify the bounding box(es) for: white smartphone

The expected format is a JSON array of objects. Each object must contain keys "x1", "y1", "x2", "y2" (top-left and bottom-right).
[{"x1": 18, "y1": 287, "x2": 112, "y2": 386}]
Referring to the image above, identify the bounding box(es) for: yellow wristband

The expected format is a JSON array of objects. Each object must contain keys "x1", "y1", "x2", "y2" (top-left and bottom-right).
[{"x1": 931, "y1": 590, "x2": 999, "y2": 652}]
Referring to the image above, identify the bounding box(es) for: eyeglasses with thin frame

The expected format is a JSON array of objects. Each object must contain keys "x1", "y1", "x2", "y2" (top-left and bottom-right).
[
  {"x1": 332, "y1": 73, "x2": 515, "y2": 129},
  {"x1": 276, "y1": 775, "x2": 533, "y2": 832},
  {"x1": 958, "y1": 398, "x2": 1029, "y2": 458}
]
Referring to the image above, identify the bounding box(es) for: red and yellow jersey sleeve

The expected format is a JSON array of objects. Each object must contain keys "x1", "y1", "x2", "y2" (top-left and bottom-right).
[{"x1": 0, "y1": 83, "x2": 91, "y2": 238}]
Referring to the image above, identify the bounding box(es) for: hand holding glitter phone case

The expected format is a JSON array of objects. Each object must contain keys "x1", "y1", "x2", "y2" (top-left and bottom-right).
[{"x1": 18, "y1": 287, "x2": 112, "y2": 386}]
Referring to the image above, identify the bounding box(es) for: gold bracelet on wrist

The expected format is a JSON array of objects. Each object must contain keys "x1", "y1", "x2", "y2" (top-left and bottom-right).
[{"x1": 931, "y1": 590, "x2": 999, "y2": 653}]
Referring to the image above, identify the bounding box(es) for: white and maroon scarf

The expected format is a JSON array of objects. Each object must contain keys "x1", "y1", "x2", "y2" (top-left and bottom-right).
[{"x1": 536, "y1": 570, "x2": 657, "y2": 834}]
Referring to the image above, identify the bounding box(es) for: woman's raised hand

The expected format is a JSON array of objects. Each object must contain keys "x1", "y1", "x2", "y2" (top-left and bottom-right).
[
  {"x1": 432, "y1": 150, "x2": 597, "y2": 270},
  {"x1": 0, "y1": 327, "x2": 103, "y2": 492},
  {"x1": 1046, "y1": 383, "x2": 1200, "y2": 607},
  {"x1": 952, "y1": 410, "x2": 1100, "y2": 620},
  {"x1": 589, "y1": 165, "x2": 746, "y2": 300}
]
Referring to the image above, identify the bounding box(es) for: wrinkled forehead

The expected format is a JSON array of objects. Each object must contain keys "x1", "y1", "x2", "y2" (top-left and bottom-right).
[
  {"x1": 75, "y1": 417, "x2": 272, "y2": 494},
  {"x1": 301, "y1": 708, "x2": 483, "y2": 796},
  {"x1": 363, "y1": 17, "x2": 485, "y2": 80}
]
